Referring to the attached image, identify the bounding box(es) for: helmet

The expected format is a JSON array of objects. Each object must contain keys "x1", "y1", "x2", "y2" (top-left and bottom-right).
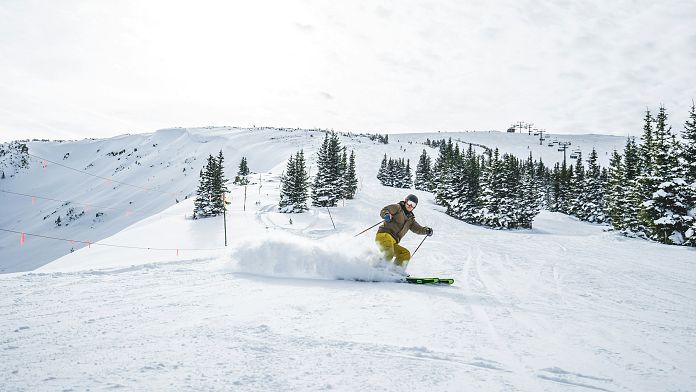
[{"x1": 405, "y1": 194, "x2": 418, "y2": 207}]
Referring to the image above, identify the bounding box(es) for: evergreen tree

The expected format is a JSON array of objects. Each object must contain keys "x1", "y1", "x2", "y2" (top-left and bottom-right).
[
  {"x1": 577, "y1": 148, "x2": 606, "y2": 223},
  {"x1": 569, "y1": 155, "x2": 585, "y2": 217},
  {"x1": 415, "y1": 150, "x2": 432, "y2": 191},
  {"x1": 681, "y1": 102, "x2": 696, "y2": 182},
  {"x1": 550, "y1": 161, "x2": 572, "y2": 214},
  {"x1": 642, "y1": 105, "x2": 688, "y2": 243},
  {"x1": 279, "y1": 154, "x2": 296, "y2": 212},
  {"x1": 606, "y1": 149, "x2": 626, "y2": 228},
  {"x1": 518, "y1": 153, "x2": 541, "y2": 228},
  {"x1": 343, "y1": 150, "x2": 358, "y2": 199},
  {"x1": 477, "y1": 149, "x2": 504, "y2": 227},
  {"x1": 311, "y1": 132, "x2": 343, "y2": 207},
  {"x1": 279, "y1": 150, "x2": 310, "y2": 213},
  {"x1": 386, "y1": 158, "x2": 397, "y2": 187},
  {"x1": 209, "y1": 150, "x2": 229, "y2": 215},
  {"x1": 635, "y1": 109, "x2": 659, "y2": 236},
  {"x1": 535, "y1": 158, "x2": 550, "y2": 209},
  {"x1": 679, "y1": 102, "x2": 696, "y2": 246},
  {"x1": 338, "y1": 149, "x2": 348, "y2": 198},
  {"x1": 234, "y1": 157, "x2": 250, "y2": 185},
  {"x1": 404, "y1": 159, "x2": 413, "y2": 188},
  {"x1": 377, "y1": 154, "x2": 388, "y2": 185},
  {"x1": 622, "y1": 137, "x2": 643, "y2": 233},
  {"x1": 294, "y1": 150, "x2": 310, "y2": 210},
  {"x1": 193, "y1": 155, "x2": 216, "y2": 218}
]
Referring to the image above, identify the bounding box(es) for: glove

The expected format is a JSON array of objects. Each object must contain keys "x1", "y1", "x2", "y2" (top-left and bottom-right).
[
  {"x1": 425, "y1": 227, "x2": 433, "y2": 237},
  {"x1": 383, "y1": 213, "x2": 392, "y2": 222}
]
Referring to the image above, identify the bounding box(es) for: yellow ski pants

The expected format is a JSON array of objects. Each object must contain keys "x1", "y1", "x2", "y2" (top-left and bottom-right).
[{"x1": 375, "y1": 232, "x2": 411, "y2": 267}]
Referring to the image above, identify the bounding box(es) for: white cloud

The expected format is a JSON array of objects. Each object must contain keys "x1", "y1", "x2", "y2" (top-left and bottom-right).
[{"x1": 0, "y1": 0, "x2": 695, "y2": 141}]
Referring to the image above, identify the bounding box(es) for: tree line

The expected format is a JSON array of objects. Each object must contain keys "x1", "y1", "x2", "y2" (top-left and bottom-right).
[
  {"x1": 377, "y1": 155, "x2": 413, "y2": 188},
  {"x1": 279, "y1": 132, "x2": 358, "y2": 212},
  {"x1": 391, "y1": 103, "x2": 696, "y2": 246},
  {"x1": 407, "y1": 141, "x2": 541, "y2": 229}
]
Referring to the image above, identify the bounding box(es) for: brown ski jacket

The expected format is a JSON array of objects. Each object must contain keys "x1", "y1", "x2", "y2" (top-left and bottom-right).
[{"x1": 377, "y1": 201, "x2": 428, "y2": 243}]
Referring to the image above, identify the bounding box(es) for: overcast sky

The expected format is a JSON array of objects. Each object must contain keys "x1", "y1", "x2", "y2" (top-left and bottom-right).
[{"x1": 1, "y1": 0, "x2": 695, "y2": 142}]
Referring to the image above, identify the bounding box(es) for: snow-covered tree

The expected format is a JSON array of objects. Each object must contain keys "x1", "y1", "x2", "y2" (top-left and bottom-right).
[
  {"x1": 234, "y1": 157, "x2": 250, "y2": 185},
  {"x1": 606, "y1": 149, "x2": 626, "y2": 228},
  {"x1": 343, "y1": 150, "x2": 358, "y2": 199},
  {"x1": 312, "y1": 132, "x2": 343, "y2": 207},
  {"x1": 279, "y1": 150, "x2": 310, "y2": 213},
  {"x1": 415, "y1": 150, "x2": 433, "y2": 191},
  {"x1": 377, "y1": 154, "x2": 388, "y2": 185}
]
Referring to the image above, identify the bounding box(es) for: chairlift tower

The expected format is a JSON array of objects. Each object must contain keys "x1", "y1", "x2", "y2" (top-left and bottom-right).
[
  {"x1": 538, "y1": 129, "x2": 546, "y2": 145},
  {"x1": 558, "y1": 142, "x2": 572, "y2": 165},
  {"x1": 512, "y1": 121, "x2": 521, "y2": 133}
]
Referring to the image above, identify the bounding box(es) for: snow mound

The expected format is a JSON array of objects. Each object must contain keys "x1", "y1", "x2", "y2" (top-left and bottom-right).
[{"x1": 228, "y1": 233, "x2": 404, "y2": 282}]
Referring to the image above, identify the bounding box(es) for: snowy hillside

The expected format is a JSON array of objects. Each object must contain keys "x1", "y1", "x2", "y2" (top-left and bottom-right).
[
  {"x1": 0, "y1": 127, "x2": 625, "y2": 273},
  {"x1": 1, "y1": 127, "x2": 694, "y2": 391}
]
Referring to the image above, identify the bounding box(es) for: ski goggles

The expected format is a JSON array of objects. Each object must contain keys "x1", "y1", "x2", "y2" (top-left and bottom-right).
[{"x1": 405, "y1": 200, "x2": 417, "y2": 208}]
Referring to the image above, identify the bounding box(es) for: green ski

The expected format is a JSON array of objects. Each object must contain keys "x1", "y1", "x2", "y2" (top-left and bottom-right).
[{"x1": 405, "y1": 277, "x2": 454, "y2": 285}]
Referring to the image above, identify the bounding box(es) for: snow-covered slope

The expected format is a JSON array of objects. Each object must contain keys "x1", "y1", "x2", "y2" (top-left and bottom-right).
[
  {"x1": 1, "y1": 127, "x2": 625, "y2": 273},
  {"x1": 1, "y1": 127, "x2": 694, "y2": 391},
  {"x1": 0, "y1": 127, "x2": 326, "y2": 272}
]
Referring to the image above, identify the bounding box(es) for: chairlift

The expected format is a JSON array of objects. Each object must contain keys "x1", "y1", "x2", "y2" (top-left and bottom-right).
[
  {"x1": 569, "y1": 154, "x2": 578, "y2": 159},
  {"x1": 557, "y1": 147, "x2": 565, "y2": 152},
  {"x1": 547, "y1": 142, "x2": 554, "y2": 147}
]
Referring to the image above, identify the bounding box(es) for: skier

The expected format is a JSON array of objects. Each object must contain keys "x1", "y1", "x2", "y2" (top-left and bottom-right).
[{"x1": 376, "y1": 194, "x2": 433, "y2": 270}]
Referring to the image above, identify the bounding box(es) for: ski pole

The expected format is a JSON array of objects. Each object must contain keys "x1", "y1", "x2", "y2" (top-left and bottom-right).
[
  {"x1": 353, "y1": 221, "x2": 383, "y2": 237},
  {"x1": 411, "y1": 235, "x2": 428, "y2": 257}
]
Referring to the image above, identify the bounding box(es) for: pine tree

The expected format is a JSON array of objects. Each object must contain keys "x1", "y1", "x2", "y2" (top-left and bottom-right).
[
  {"x1": 577, "y1": 148, "x2": 606, "y2": 223},
  {"x1": 623, "y1": 137, "x2": 643, "y2": 233},
  {"x1": 279, "y1": 154, "x2": 297, "y2": 212},
  {"x1": 535, "y1": 158, "x2": 550, "y2": 210},
  {"x1": 415, "y1": 150, "x2": 432, "y2": 191},
  {"x1": 518, "y1": 153, "x2": 540, "y2": 228},
  {"x1": 235, "y1": 157, "x2": 250, "y2": 185},
  {"x1": 294, "y1": 150, "x2": 310, "y2": 211},
  {"x1": 338, "y1": 149, "x2": 348, "y2": 198},
  {"x1": 477, "y1": 149, "x2": 503, "y2": 227},
  {"x1": 386, "y1": 158, "x2": 396, "y2": 187},
  {"x1": 635, "y1": 108, "x2": 660, "y2": 237},
  {"x1": 680, "y1": 102, "x2": 696, "y2": 246},
  {"x1": 377, "y1": 154, "x2": 388, "y2": 185},
  {"x1": 568, "y1": 155, "x2": 585, "y2": 217},
  {"x1": 311, "y1": 132, "x2": 343, "y2": 207},
  {"x1": 606, "y1": 149, "x2": 626, "y2": 228},
  {"x1": 193, "y1": 155, "x2": 216, "y2": 218},
  {"x1": 499, "y1": 154, "x2": 522, "y2": 228},
  {"x1": 404, "y1": 159, "x2": 413, "y2": 188},
  {"x1": 449, "y1": 146, "x2": 478, "y2": 221},
  {"x1": 279, "y1": 150, "x2": 310, "y2": 213},
  {"x1": 642, "y1": 105, "x2": 687, "y2": 243},
  {"x1": 210, "y1": 150, "x2": 229, "y2": 215},
  {"x1": 343, "y1": 150, "x2": 358, "y2": 199}
]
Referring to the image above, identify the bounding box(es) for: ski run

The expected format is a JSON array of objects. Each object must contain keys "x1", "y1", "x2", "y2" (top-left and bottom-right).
[{"x1": 1, "y1": 127, "x2": 695, "y2": 391}]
